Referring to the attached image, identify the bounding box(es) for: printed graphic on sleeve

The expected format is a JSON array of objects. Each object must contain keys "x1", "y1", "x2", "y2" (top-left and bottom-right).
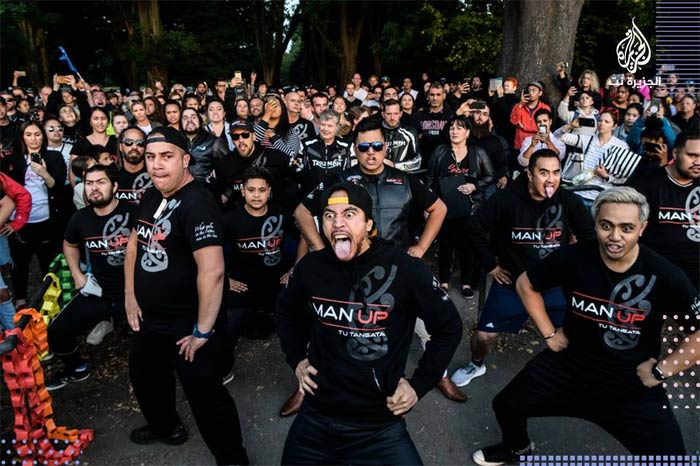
[
  {"x1": 136, "y1": 199, "x2": 180, "y2": 272},
  {"x1": 570, "y1": 274, "x2": 656, "y2": 350},
  {"x1": 311, "y1": 265, "x2": 397, "y2": 362}
]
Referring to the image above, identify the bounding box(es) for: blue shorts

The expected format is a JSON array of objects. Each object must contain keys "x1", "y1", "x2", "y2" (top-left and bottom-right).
[{"x1": 477, "y1": 282, "x2": 566, "y2": 334}]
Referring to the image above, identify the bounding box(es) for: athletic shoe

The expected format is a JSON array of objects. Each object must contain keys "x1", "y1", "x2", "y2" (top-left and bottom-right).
[
  {"x1": 451, "y1": 361, "x2": 486, "y2": 387},
  {"x1": 462, "y1": 287, "x2": 475, "y2": 299},
  {"x1": 222, "y1": 370, "x2": 235, "y2": 385},
  {"x1": 473, "y1": 442, "x2": 534, "y2": 466},
  {"x1": 46, "y1": 364, "x2": 91, "y2": 391},
  {"x1": 130, "y1": 423, "x2": 188, "y2": 446},
  {"x1": 86, "y1": 319, "x2": 114, "y2": 345}
]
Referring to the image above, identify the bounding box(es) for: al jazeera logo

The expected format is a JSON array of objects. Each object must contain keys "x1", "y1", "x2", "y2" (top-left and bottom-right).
[{"x1": 616, "y1": 17, "x2": 651, "y2": 73}]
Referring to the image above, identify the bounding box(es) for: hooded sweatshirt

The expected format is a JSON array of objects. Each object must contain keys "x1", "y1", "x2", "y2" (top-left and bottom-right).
[
  {"x1": 276, "y1": 238, "x2": 461, "y2": 423},
  {"x1": 470, "y1": 175, "x2": 595, "y2": 280}
]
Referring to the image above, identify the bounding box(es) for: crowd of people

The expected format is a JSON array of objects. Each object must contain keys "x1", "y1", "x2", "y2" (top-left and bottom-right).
[{"x1": 0, "y1": 63, "x2": 698, "y2": 466}]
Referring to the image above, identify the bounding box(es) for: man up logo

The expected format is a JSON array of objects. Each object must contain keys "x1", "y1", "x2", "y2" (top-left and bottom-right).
[{"x1": 616, "y1": 17, "x2": 651, "y2": 73}]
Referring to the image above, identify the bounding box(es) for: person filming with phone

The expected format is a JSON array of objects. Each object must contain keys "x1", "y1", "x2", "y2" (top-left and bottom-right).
[
  {"x1": 517, "y1": 110, "x2": 566, "y2": 169},
  {"x1": 509, "y1": 81, "x2": 551, "y2": 151}
]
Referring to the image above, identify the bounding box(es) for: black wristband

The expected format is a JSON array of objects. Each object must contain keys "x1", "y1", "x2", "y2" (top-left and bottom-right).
[{"x1": 652, "y1": 363, "x2": 667, "y2": 381}]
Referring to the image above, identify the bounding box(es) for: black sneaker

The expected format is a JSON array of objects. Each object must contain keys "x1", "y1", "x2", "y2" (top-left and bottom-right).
[
  {"x1": 46, "y1": 364, "x2": 91, "y2": 391},
  {"x1": 462, "y1": 287, "x2": 475, "y2": 299},
  {"x1": 130, "y1": 423, "x2": 188, "y2": 446},
  {"x1": 472, "y1": 442, "x2": 534, "y2": 466}
]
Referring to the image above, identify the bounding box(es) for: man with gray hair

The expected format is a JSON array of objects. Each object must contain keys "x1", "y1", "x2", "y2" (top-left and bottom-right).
[
  {"x1": 298, "y1": 109, "x2": 352, "y2": 195},
  {"x1": 473, "y1": 186, "x2": 700, "y2": 465}
]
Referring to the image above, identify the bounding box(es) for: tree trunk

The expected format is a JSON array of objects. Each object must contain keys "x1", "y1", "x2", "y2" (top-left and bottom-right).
[
  {"x1": 137, "y1": 0, "x2": 167, "y2": 88},
  {"x1": 498, "y1": 0, "x2": 585, "y2": 109},
  {"x1": 17, "y1": 18, "x2": 42, "y2": 87},
  {"x1": 253, "y1": 1, "x2": 302, "y2": 86},
  {"x1": 337, "y1": 1, "x2": 367, "y2": 84}
]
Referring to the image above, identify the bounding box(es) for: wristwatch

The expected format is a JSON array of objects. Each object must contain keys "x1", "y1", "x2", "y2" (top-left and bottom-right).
[
  {"x1": 192, "y1": 323, "x2": 214, "y2": 339},
  {"x1": 652, "y1": 363, "x2": 667, "y2": 382}
]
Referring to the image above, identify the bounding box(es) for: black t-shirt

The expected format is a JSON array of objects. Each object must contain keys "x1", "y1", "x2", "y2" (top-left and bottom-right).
[
  {"x1": 629, "y1": 168, "x2": 700, "y2": 287},
  {"x1": 528, "y1": 241, "x2": 700, "y2": 381},
  {"x1": 115, "y1": 166, "x2": 152, "y2": 205},
  {"x1": 289, "y1": 118, "x2": 316, "y2": 144},
  {"x1": 412, "y1": 108, "x2": 453, "y2": 165},
  {"x1": 64, "y1": 201, "x2": 135, "y2": 299},
  {"x1": 71, "y1": 135, "x2": 119, "y2": 158},
  {"x1": 223, "y1": 203, "x2": 297, "y2": 294},
  {"x1": 133, "y1": 181, "x2": 223, "y2": 335}
]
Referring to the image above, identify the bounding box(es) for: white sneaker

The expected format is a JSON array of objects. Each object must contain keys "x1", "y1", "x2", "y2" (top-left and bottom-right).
[
  {"x1": 451, "y1": 361, "x2": 486, "y2": 387},
  {"x1": 86, "y1": 319, "x2": 114, "y2": 345}
]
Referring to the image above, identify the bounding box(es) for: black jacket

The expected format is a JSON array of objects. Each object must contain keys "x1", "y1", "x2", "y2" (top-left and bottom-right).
[
  {"x1": 276, "y1": 238, "x2": 461, "y2": 422},
  {"x1": 469, "y1": 175, "x2": 594, "y2": 279},
  {"x1": 299, "y1": 137, "x2": 353, "y2": 195},
  {"x1": 186, "y1": 130, "x2": 228, "y2": 182},
  {"x1": 1, "y1": 149, "x2": 67, "y2": 223}
]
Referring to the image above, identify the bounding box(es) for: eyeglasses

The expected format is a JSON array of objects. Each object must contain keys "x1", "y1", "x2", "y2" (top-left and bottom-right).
[
  {"x1": 356, "y1": 142, "x2": 384, "y2": 153},
  {"x1": 4, "y1": 98, "x2": 14, "y2": 102},
  {"x1": 45, "y1": 126, "x2": 64, "y2": 132},
  {"x1": 122, "y1": 139, "x2": 145, "y2": 147},
  {"x1": 174, "y1": 88, "x2": 185, "y2": 93},
  {"x1": 231, "y1": 132, "x2": 251, "y2": 141}
]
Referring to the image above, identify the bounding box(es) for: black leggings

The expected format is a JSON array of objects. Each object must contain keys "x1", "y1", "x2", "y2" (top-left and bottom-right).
[
  {"x1": 9, "y1": 220, "x2": 60, "y2": 301},
  {"x1": 437, "y1": 217, "x2": 477, "y2": 286},
  {"x1": 492, "y1": 349, "x2": 686, "y2": 455}
]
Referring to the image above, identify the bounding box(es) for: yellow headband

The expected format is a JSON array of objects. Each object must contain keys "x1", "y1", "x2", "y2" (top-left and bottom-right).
[{"x1": 327, "y1": 196, "x2": 350, "y2": 205}]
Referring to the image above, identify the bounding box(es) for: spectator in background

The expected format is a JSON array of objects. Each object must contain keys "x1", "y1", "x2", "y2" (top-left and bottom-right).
[
  {"x1": 254, "y1": 94, "x2": 300, "y2": 158},
  {"x1": 399, "y1": 93, "x2": 417, "y2": 130},
  {"x1": 557, "y1": 69, "x2": 603, "y2": 110},
  {"x1": 163, "y1": 100, "x2": 182, "y2": 130},
  {"x1": 111, "y1": 112, "x2": 130, "y2": 137},
  {"x1": 413, "y1": 82, "x2": 453, "y2": 168},
  {"x1": 613, "y1": 103, "x2": 642, "y2": 141},
  {"x1": 510, "y1": 81, "x2": 551, "y2": 151},
  {"x1": 672, "y1": 95, "x2": 699, "y2": 133},
  {"x1": 144, "y1": 96, "x2": 164, "y2": 125}
]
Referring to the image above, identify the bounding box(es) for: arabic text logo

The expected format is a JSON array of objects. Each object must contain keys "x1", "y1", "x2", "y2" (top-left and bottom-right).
[{"x1": 616, "y1": 17, "x2": 651, "y2": 74}]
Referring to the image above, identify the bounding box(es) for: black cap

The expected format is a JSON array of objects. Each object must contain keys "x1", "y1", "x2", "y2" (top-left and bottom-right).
[
  {"x1": 230, "y1": 119, "x2": 254, "y2": 133},
  {"x1": 320, "y1": 182, "x2": 373, "y2": 221},
  {"x1": 145, "y1": 127, "x2": 194, "y2": 164}
]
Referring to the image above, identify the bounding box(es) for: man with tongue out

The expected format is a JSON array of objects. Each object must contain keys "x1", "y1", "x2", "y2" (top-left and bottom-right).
[
  {"x1": 277, "y1": 182, "x2": 461, "y2": 465},
  {"x1": 451, "y1": 149, "x2": 594, "y2": 389}
]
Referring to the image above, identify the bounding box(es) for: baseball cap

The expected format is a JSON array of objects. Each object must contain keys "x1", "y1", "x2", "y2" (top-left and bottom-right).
[
  {"x1": 145, "y1": 127, "x2": 194, "y2": 164},
  {"x1": 320, "y1": 182, "x2": 374, "y2": 222},
  {"x1": 527, "y1": 81, "x2": 544, "y2": 92},
  {"x1": 230, "y1": 119, "x2": 254, "y2": 132}
]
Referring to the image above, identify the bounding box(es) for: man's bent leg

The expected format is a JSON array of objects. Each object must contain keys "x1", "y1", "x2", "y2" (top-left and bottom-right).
[
  {"x1": 340, "y1": 419, "x2": 423, "y2": 466},
  {"x1": 281, "y1": 410, "x2": 338, "y2": 465},
  {"x1": 176, "y1": 332, "x2": 248, "y2": 465}
]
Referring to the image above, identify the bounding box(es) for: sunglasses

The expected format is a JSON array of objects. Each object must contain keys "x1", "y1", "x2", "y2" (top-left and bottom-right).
[
  {"x1": 356, "y1": 141, "x2": 384, "y2": 153},
  {"x1": 4, "y1": 98, "x2": 15, "y2": 102},
  {"x1": 231, "y1": 132, "x2": 251, "y2": 141},
  {"x1": 45, "y1": 126, "x2": 64, "y2": 132},
  {"x1": 122, "y1": 139, "x2": 145, "y2": 147}
]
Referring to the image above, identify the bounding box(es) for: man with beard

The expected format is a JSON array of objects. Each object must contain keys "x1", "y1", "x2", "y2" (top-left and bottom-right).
[
  {"x1": 180, "y1": 107, "x2": 227, "y2": 183},
  {"x1": 286, "y1": 91, "x2": 315, "y2": 144},
  {"x1": 382, "y1": 99, "x2": 421, "y2": 172},
  {"x1": 277, "y1": 182, "x2": 461, "y2": 465},
  {"x1": 0, "y1": 97, "x2": 17, "y2": 155},
  {"x1": 125, "y1": 127, "x2": 248, "y2": 464},
  {"x1": 46, "y1": 164, "x2": 135, "y2": 390},
  {"x1": 629, "y1": 130, "x2": 700, "y2": 288},
  {"x1": 451, "y1": 150, "x2": 594, "y2": 389},
  {"x1": 212, "y1": 119, "x2": 300, "y2": 212},
  {"x1": 249, "y1": 97, "x2": 264, "y2": 124},
  {"x1": 469, "y1": 103, "x2": 511, "y2": 196},
  {"x1": 412, "y1": 82, "x2": 453, "y2": 168},
  {"x1": 115, "y1": 127, "x2": 152, "y2": 205},
  {"x1": 473, "y1": 186, "x2": 700, "y2": 464}
]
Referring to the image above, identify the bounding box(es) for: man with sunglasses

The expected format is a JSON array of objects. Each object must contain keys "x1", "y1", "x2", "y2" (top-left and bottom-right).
[
  {"x1": 211, "y1": 120, "x2": 300, "y2": 213},
  {"x1": 0, "y1": 92, "x2": 17, "y2": 122},
  {"x1": 44, "y1": 117, "x2": 73, "y2": 184},
  {"x1": 115, "y1": 127, "x2": 152, "y2": 205}
]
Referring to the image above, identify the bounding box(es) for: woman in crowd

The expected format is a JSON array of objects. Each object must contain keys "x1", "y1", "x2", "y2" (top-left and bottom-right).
[
  {"x1": 427, "y1": 115, "x2": 494, "y2": 298},
  {"x1": 2, "y1": 121, "x2": 66, "y2": 308},
  {"x1": 555, "y1": 109, "x2": 629, "y2": 204},
  {"x1": 70, "y1": 107, "x2": 118, "y2": 180},
  {"x1": 130, "y1": 100, "x2": 159, "y2": 135},
  {"x1": 558, "y1": 89, "x2": 599, "y2": 126},
  {"x1": 612, "y1": 102, "x2": 642, "y2": 140},
  {"x1": 331, "y1": 96, "x2": 352, "y2": 136},
  {"x1": 164, "y1": 100, "x2": 182, "y2": 130},
  {"x1": 111, "y1": 111, "x2": 129, "y2": 138},
  {"x1": 254, "y1": 94, "x2": 299, "y2": 158},
  {"x1": 206, "y1": 99, "x2": 234, "y2": 151},
  {"x1": 399, "y1": 93, "x2": 416, "y2": 129},
  {"x1": 235, "y1": 98, "x2": 250, "y2": 121},
  {"x1": 144, "y1": 96, "x2": 164, "y2": 125},
  {"x1": 58, "y1": 105, "x2": 81, "y2": 144}
]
